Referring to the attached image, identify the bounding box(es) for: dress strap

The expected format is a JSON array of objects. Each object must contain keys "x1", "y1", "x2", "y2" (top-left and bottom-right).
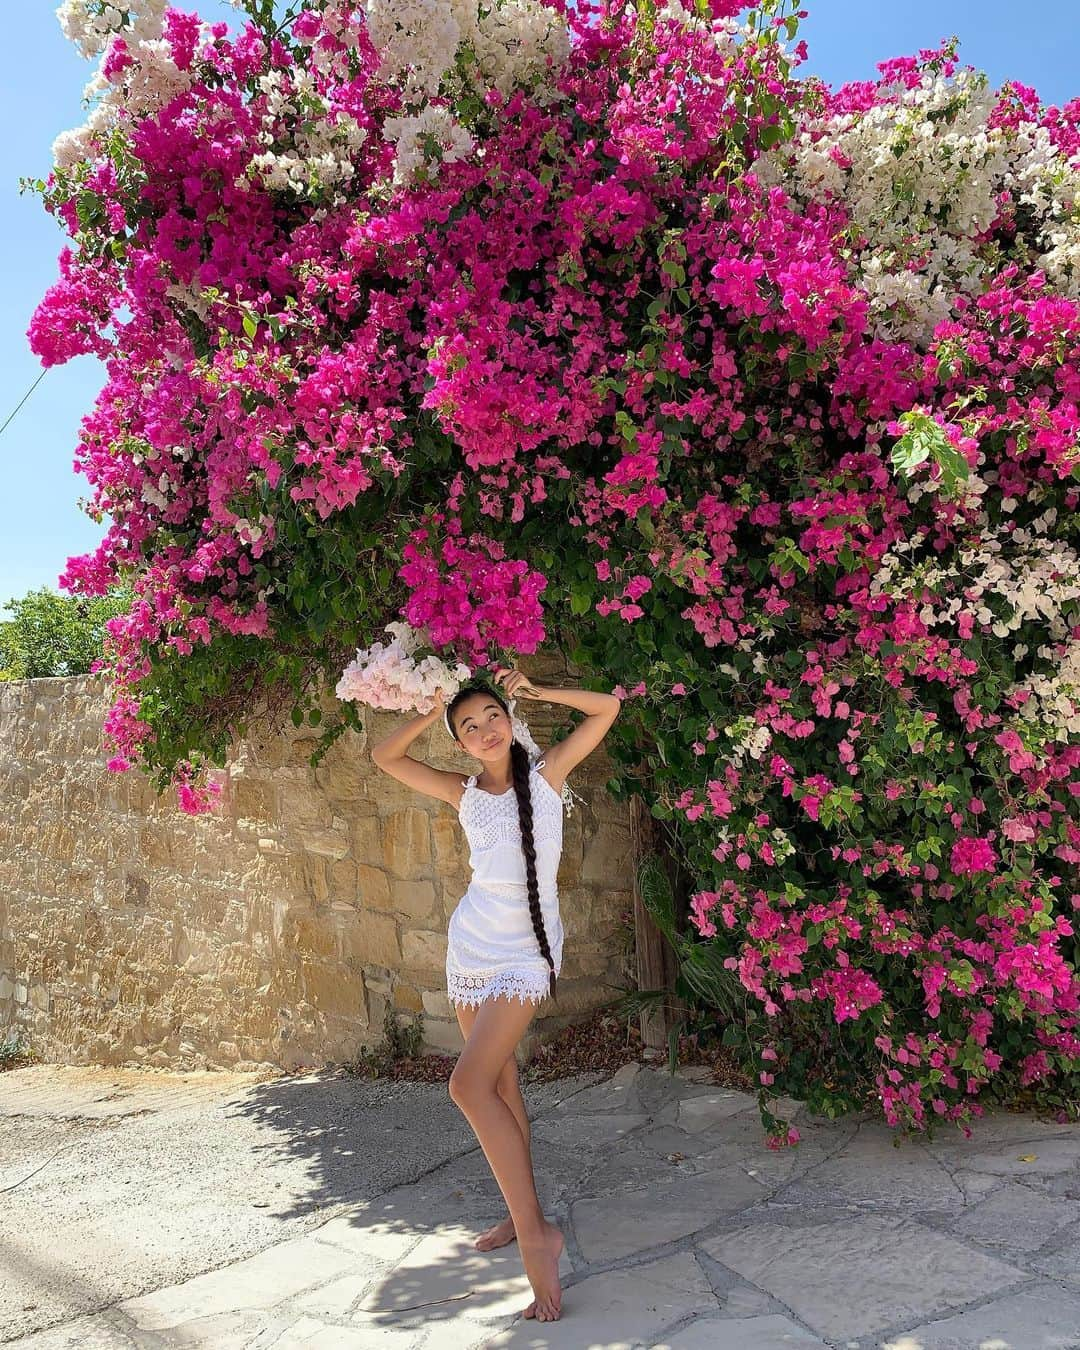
[{"x1": 532, "y1": 757, "x2": 585, "y2": 815}]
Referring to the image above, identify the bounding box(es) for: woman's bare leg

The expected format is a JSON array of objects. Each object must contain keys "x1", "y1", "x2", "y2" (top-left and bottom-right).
[
  {"x1": 455, "y1": 1003, "x2": 532, "y2": 1250},
  {"x1": 448, "y1": 994, "x2": 563, "y2": 1321}
]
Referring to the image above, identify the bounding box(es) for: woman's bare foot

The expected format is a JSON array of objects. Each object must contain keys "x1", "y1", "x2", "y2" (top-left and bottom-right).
[
  {"x1": 474, "y1": 1215, "x2": 516, "y2": 1251},
  {"x1": 519, "y1": 1220, "x2": 564, "y2": 1321}
]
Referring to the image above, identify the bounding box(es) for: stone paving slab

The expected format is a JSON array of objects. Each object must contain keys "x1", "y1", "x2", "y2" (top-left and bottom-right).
[
  {"x1": 930, "y1": 1132, "x2": 1080, "y2": 1177},
  {"x1": 118, "y1": 1234, "x2": 363, "y2": 1329},
  {"x1": 700, "y1": 1211, "x2": 1028, "y2": 1341},
  {"x1": 949, "y1": 1178, "x2": 1080, "y2": 1256},
  {"x1": 485, "y1": 1251, "x2": 719, "y2": 1348},
  {"x1": 677, "y1": 1090, "x2": 768, "y2": 1132},
  {"x1": 572, "y1": 1166, "x2": 766, "y2": 1261},
  {"x1": 769, "y1": 1122, "x2": 966, "y2": 1213},
  {"x1": 4, "y1": 1060, "x2": 1079, "y2": 1350},
  {"x1": 531, "y1": 1110, "x2": 649, "y2": 1148},
  {"x1": 1031, "y1": 1237, "x2": 1080, "y2": 1289},
  {"x1": 355, "y1": 1222, "x2": 574, "y2": 1325},
  {"x1": 878, "y1": 1281, "x2": 1080, "y2": 1350},
  {"x1": 657, "y1": 1314, "x2": 828, "y2": 1348}
]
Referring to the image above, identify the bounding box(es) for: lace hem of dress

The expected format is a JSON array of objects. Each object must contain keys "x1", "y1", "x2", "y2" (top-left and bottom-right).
[{"x1": 447, "y1": 967, "x2": 556, "y2": 1008}]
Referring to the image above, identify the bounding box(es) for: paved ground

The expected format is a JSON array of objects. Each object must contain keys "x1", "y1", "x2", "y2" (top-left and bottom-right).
[{"x1": 1, "y1": 1060, "x2": 1078, "y2": 1349}]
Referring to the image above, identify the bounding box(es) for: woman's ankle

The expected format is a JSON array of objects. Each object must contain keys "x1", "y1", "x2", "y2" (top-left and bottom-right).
[{"x1": 514, "y1": 1211, "x2": 550, "y2": 1242}]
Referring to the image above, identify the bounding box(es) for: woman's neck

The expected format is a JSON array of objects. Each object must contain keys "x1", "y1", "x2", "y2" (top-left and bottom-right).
[{"x1": 477, "y1": 752, "x2": 513, "y2": 790}]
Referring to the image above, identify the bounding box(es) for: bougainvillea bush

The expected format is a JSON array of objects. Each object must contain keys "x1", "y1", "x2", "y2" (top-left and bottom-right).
[{"x1": 28, "y1": 0, "x2": 1079, "y2": 1141}]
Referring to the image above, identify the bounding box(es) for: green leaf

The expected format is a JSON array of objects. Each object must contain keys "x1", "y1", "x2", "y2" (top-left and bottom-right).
[{"x1": 242, "y1": 311, "x2": 258, "y2": 340}]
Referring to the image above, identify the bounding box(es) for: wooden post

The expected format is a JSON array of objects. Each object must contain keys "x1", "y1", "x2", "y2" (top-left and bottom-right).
[{"x1": 630, "y1": 793, "x2": 679, "y2": 1053}]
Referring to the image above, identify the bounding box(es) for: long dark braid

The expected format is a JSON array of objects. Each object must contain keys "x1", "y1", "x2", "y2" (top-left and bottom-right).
[
  {"x1": 446, "y1": 680, "x2": 557, "y2": 1003},
  {"x1": 509, "y1": 737, "x2": 558, "y2": 1004}
]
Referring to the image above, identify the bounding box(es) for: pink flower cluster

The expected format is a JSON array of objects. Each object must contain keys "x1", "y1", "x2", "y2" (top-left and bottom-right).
[{"x1": 399, "y1": 513, "x2": 547, "y2": 666}]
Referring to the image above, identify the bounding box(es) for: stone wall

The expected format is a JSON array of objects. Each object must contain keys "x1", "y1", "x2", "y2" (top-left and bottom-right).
[{"x1": 0, "y1": 663, "x2": 635, "y2": 1071}]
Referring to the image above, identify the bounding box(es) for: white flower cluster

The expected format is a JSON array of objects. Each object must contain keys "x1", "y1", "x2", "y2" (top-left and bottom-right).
[
  {"x1": 52, "y1": 124, "x2": 103, "y2": 171},
  {"x1": 84, "y1": 37, "x2": 194, "y2": 118},
  {"x1": 1015, "y1": 636, "x2": 1080, "y2": 740},
  {"x1": 464, "y1": 0, "x2": 571, "y2": 102},
  {"x1": 53, "y1": 0, "x2": 207, "y2": 167},
  {"x1": 366, "y1": 0, "x2": 463, "y2": 101},
  {"x1": 722, "y1": 714, "x2": 773, "y2": 766},
  {"x1": 239, "y1": 68, "x2": 369, "y2": 202},
  {"x1": 336, "y1": 621, "x2": 472, "y2": 713},
  {"x1": 56, "y1": 0, "x2": 167, "y2": 60},
  {"x1": 365, "y1": 0, "x2": 570, "y2": 186},
  {"x1": 382, "y1": 104, "x2": 475, "y2": 187},
  {"x1": 870, "y1": 510, "x2": 1080, "y2": 739},
  {"x1": 753, "y1": 66, "x2": 1080, "y2": 345},
  {"x1": 1010, "y1": 119, "x2": 1080, "y2": 298}
]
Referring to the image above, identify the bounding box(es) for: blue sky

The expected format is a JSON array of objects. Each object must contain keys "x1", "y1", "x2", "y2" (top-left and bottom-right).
[{"x1": 2, "y1": 1, "x2": 1078, "y2": 611}]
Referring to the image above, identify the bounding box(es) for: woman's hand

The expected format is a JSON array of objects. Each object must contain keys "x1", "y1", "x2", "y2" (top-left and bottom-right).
[{"x1": 492, "y1": 664, "x2": 543, "y2": 700}]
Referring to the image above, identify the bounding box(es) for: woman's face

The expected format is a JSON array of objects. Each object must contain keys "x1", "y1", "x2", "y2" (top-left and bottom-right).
[{"x1": 452, "y1": 694, "x2": 513, "y2": 762}]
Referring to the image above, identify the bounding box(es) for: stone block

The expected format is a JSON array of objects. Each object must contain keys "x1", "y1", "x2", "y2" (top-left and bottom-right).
[
  {"x1": 340, "y1": 910, "x2": 401, "y2": 969},
  {"x1": 581, "y1": 821, "x2": 632, "y2": 885},
  {"x1": 328, "y1": 858, "x2": 357, "y2": 899},
  {"x1": 422, "y1": 988, "x2": 451, "y2": 1019},
  {"x1": 292, "y1": 915, "x2": 338, "y2": 960},
  {"x1": 431, "y1": 811, "x2": 467, "y2": 870},
  {"x1": 422, "y1": 1017, "x2": 463, "y2": 1054},
  {"x1": 393, "y1": 983, "x2": 423, "y2": 1013},
  {"x1": 355, "y1": 864, "x2": 393, "y2": 912},
  {"x1": 350, "y1": 814, "x2": 383, "y2": 867},
  {"x1": 313, "y1": 739, "x2": 368, "y2": 803},
  {"x1": 381, "y1": 808, "x2": 432, "y2": 878},
  {"x1": 401, "y1": 928, "x2": 447, "y2": 973},
  {"x1": 544, "y1": 976, "x2": 610, "y2": 1017},
  {"x1": 297, "y1": 828, "x2": 350, "y2": 860},
  {"x1": 303, "y1": 961, "x2": 366, "y2": 1018},
  {"x1": 390, "y1": 877, "x2": 437, "y2": 921},
  {"x1": 563, "y1": 940, "x2": 614, "y2": 978},
  {"x1": 230, "y1": 776, "x2": 277, "y2": 821},
  {"x1": 138, "y1": 823, "x2": 176, "y2": 869}
]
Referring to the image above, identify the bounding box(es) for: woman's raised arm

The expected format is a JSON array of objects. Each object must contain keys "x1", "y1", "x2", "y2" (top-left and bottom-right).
[{"x1": 370, "y1": 690, "x2": 467, "y2": 809}]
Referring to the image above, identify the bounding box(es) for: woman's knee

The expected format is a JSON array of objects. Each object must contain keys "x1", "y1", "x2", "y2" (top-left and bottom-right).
[{"x1": 449, "y1": 1064, "x2": 493, "y2": 1107}]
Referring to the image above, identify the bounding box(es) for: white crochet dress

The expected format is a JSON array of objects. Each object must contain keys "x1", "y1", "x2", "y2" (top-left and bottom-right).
[{"x1": 446, "y1": 758, "x2": 565, "y2": 1008}]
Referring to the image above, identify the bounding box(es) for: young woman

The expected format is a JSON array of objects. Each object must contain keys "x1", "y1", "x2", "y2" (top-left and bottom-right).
[{"x1": 370, "y1": 664, "x2": 620, "y2": 1323}]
